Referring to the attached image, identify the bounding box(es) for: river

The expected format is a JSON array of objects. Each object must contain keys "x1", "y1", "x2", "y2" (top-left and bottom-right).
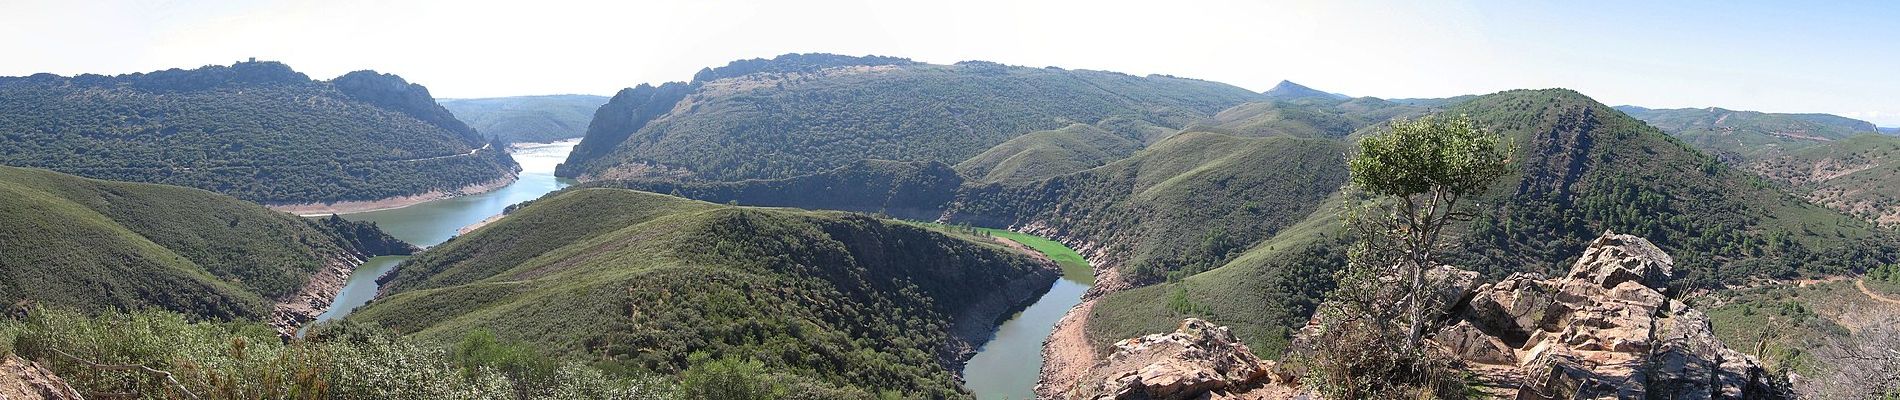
[
  {"x1": 301, "y1": 139, "x2": 1090, "y2": 398},
  {"x1": 962, "y1": 230, "x2": 1095, "y2": 400},
  {"x1": 303, "y1": 139, "x2": 578, "y2": 329}
]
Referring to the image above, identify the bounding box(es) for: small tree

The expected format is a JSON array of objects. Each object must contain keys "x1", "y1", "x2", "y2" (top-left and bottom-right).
[
  {"x1": 1346, "y1": 114, "x2": 1512, "y2": 350},
  {"x1": 1301, "y1": 115, "x2": 1512, "y2": 399}
]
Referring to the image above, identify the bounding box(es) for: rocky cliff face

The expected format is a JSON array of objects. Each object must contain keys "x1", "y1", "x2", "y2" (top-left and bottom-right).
[
  {"x1": 1073, "y1": 231, "x2": 1788, "y2": 399},
  {"x1": 0, "y1": 356, "x2": 81, "y2": 400}
]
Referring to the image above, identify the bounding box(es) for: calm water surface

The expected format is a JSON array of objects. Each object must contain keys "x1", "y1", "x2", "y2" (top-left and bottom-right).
[
  {"x1": 962, "y1": 237, "x2": 1095, "y2": 399},
  {"x1": 302, "y1": 140, "x2": 577, "y2": 330}
]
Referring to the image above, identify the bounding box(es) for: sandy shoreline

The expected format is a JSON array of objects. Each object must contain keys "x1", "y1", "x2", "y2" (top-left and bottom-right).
[{"x1": 269, "y1": 172, "x2": 518, "y2": 216}]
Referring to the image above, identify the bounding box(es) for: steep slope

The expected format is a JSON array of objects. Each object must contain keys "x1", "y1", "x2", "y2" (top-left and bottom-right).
[
  {"x1": 0, "y1": 166, "x2": 411, "y2": 326},
  {"x1": 438, "y1": 94, "x2": 608, "y2": 143},
  {"x1": 0, "y1": 61, "x2": 518, "y2": 206},
  {"x1": 557, "y1": 53, "x2": 1266, "y2": 181},
  {"x1": 1260, "y1": 80, "x2": 1348, "y2": 102},
  {"x1": 954, "y1": 123, "x2": 1141, "y2": 183},
  {"x1": 348, "y1": 188, "x2": 1057, "y2": 398}
]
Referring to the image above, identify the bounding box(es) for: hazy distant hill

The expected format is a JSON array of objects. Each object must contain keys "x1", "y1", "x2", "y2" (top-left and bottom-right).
[
  {"x1": 439, "y1": 94, "x2": 608, "y2": 143},
  {"x1": 350, "y1": 188, "x2": 1054, "y2": 398},
  {"x1": 1617, "y1": 106, "x2": 1876, "y2": 162},
  {"x1": 557, "y1": 53, "x2": 1267, "y2": 181},
  {"x1": 0, "y1": 61, "x2": 518, "y2": 205},
  {"x1": 1260, "y1": 80, "x2": 1348, "y2": 101},
  {"x1": 0, "y1": 165, "x2": 411, "y2": 321}
]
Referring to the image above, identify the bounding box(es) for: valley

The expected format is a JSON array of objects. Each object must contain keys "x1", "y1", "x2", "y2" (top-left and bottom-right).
[
  {"x1": 0, "y1": 8, "x2": 1896, "y2": 395},
  {"x1": 302, "y1": 139, "x2": 580, "y2": 330}
]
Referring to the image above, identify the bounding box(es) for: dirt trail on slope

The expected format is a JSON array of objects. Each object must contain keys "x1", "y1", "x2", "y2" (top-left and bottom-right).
[{"x1": 1856, "y1": 279, "x2": 1900, "y2": 305}]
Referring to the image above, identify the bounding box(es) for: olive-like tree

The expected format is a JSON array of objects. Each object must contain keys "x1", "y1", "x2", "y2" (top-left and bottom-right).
[{"x1": 1345, "y1": 114, "x2": 1513, "y2": 350}]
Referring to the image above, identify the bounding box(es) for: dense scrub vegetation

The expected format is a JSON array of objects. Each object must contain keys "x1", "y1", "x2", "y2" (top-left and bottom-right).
[
  {"x1": 0, "y1": 61, "x2": 517, "y2": 204},
  {"x1": 0, "y1": 166, "x2": 411, "y2": 320},
  {"x1": 0, "y1": 307, "x2": 670, "y2": 399},
  {"x1": 558, "y1": 53, "x2": 1266, "y2": 181},
  {"x1": 439, "y1": 95, "x2": 608, "y2": 143},
  {"x1": 349, "y1": 188, "x2": 1055, "y2": 398}
]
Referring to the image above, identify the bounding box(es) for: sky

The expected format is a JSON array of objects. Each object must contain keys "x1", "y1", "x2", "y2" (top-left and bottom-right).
[{"x1": 4, "y1": 0, "x2": 1898, "y2": 125}]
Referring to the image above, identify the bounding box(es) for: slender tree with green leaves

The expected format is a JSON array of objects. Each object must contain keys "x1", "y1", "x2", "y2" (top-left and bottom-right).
[
  {"x1": 1302, "y1": 114, "x2": 1514, "y2": 399},
  {"x1": 1346, "y1": 114, "x2": 1514, "y2": 350}
]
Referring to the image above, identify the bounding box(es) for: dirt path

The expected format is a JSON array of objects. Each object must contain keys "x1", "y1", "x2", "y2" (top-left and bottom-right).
[
  {"x1": 1856, "y1": 279, "x2": 1900, "y2": 305},
  {"x1": 1036, "y1": 298, "x2": 1097, "y2": 398}
]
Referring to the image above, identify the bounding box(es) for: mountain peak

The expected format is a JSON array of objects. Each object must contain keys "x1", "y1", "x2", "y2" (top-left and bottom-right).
[{"x1": 1263, "y1": 80, "x2": 1348, "y2": 101}]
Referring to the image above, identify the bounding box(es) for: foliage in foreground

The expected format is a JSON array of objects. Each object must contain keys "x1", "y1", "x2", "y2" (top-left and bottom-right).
[{"x1": 0, "y1": 308, "x2": 671, "y2": 399}]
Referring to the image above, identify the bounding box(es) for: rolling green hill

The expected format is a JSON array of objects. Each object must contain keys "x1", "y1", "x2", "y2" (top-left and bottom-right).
[
  {"x1": 0, "y1": 61, "x2": 518, "y2": 205},
  {"x1": 0, "y1": 166, "x2": 411, "y2": 320},
  {"x1": 556, "y1": 53, "x2": 1266, "y2": 181},
  {"x1": 439, "y1": 94, "x2": 609, "y2": 143},
  {"x1": 953, "y1": 123, "x2": 1141, "y2": 183},
  {"x1": 1181, "y1": 96, "x2": 1432, "y2": 138},
  {"x1": 348, "y1": 188, "x2": 1056, "y2": 398}
]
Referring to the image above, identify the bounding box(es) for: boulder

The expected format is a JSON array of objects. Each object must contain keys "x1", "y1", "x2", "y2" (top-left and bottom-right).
[{"x1": 1082, "y1": 319, "x2": 1291, "y2": 400}]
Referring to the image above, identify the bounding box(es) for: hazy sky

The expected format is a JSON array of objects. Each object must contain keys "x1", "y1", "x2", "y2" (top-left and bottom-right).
[{"x1": 5, "y1": 0, "x2": 1898, "y2": 125}]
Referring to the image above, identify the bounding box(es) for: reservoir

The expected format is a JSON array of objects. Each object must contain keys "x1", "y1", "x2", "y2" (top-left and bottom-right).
[{"x1": 304, "y1": 139, "x2": 578, "y2": 328}]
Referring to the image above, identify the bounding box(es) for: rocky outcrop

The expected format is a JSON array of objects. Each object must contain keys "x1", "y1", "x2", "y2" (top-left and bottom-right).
[
  {"x1": 1066, "y1": 319, "x2": 1299, "y2": 400},
  {"x1": 266, "y1": 254, "x2": 365, "y2": 337},
  {"x1": 1072, "y1": 231, "x2": 1788, "y2": 399},
  {"x1": 1442, "y1": 231, "x2": 1787, "y2": 399},
  {"x1": 0, "y1": 356, "x2": 81, "y2": 400}
]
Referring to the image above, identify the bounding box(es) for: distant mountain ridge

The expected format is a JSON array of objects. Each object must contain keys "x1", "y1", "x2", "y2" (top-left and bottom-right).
[
  {"x1": 0, "y1": 61, "x2": 518, "y2": 205},
  {"x1": 556, "y1": 53, "x2": 1269, "y2": 181},
  {"x1": 439, "y1": 94, "x2": 608, "y2": 143}
]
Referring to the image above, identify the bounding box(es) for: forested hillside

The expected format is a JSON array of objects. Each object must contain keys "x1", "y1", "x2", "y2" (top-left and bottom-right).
[
  {"x1": 0, "y1": 165, "x2": 412, "y2": 321},
  {"x1": 556, "y1": 53, "x2": 1266, "y2": 181},
  {"x1": 439, "y1": 94, "x2": 608, "y2": 143},
  {"x1": 348, "y1": 188, "x2": 1056, "y2": 398},
  {"x1": 0, "y1": 61, "x2": 518, "y2": 204}
]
